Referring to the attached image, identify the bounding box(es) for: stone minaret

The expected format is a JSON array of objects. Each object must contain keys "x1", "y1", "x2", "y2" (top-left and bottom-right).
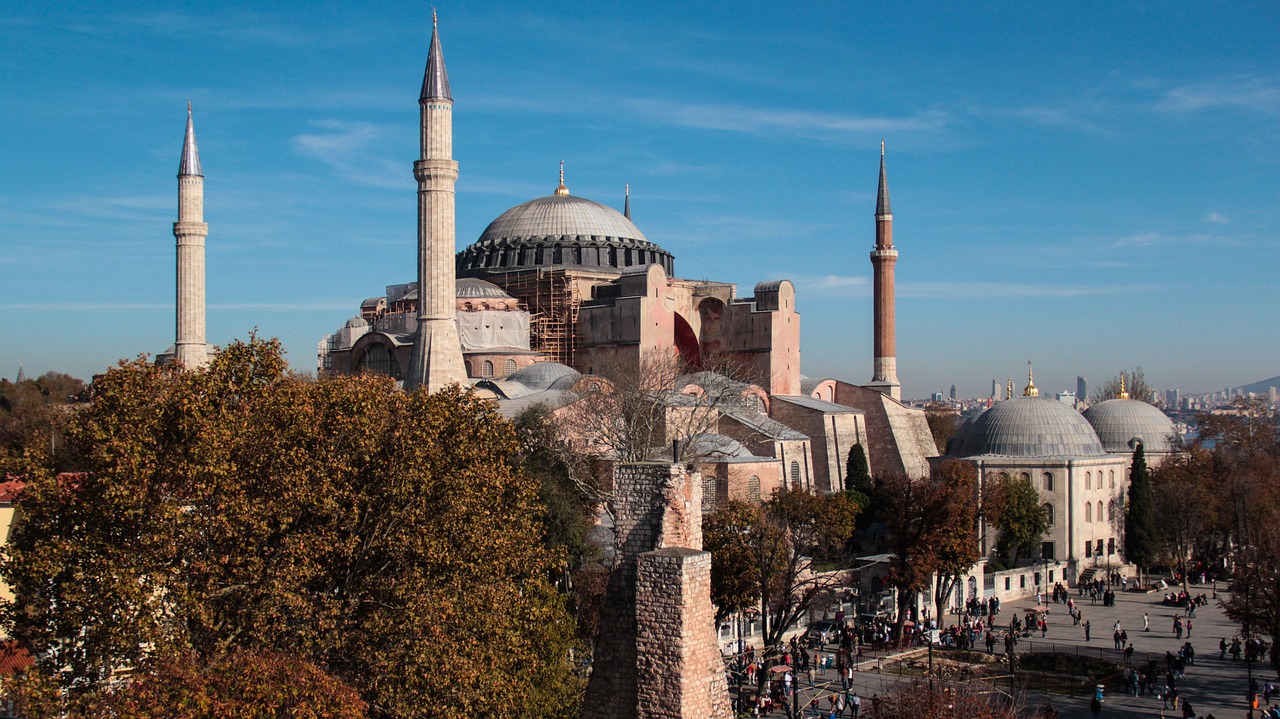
[
  {"x1": 405, "y1": 12, "x2": 467, "y2": 392},
  {"x1": 174, "y1": 102, "x2": 210, "y2": 369},
  {"x1": 868, "y1": 141, "x2": 900, "y2": 400}
]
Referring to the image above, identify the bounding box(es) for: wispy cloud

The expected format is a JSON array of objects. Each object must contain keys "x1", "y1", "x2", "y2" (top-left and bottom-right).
[
  {"x1": 1155, "y1": 75, "x2": 1280, "y2": 115},
  {"x1": 0, "y1": 302, "x2": 354, "y2": 312},
  {"x1": 898, "y1": 282, "x2": 1153, "y2": 299},
  {"x1": 1206, "y1": 211, "x2": 1230, "y2": 224},
  {"x1": 625, "y1": 99, "x2": 950, "y2": 144},
  {"x1": 292, "y1": 120, "x2": 408, "y2": 189}
]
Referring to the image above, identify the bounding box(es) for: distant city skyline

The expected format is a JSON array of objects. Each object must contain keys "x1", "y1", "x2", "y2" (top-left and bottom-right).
[{"x1": 2, "y1": 2, "x2": 1277, "y2": 396}]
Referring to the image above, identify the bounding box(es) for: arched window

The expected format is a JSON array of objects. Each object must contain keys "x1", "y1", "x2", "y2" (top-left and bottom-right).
[
  {"x1": 1085, "y1": 471, "x2": 1092, "y2": 490},
  {"x1": 504, "y1": 359, "x2": 517, "y2": 375},
  {"x1": 1085, "y1": 503, "x2": 1092, "y2": 522},
  {"x1": 1043, "y1": 503, "x2": 1055, "y2": 527},
  {"x1": 358, "y1": 344, "x2": 401, "y2": 380},
  {"x1": 1018, "y1": 472, "x2": 1031, "y2": 483},
  {"x1": 1109, "y1": 470, "x2": 1115, "y2": 489},
  {"x1": 748, "y1": 475, "x2": 761, "y2": 503},
  {"x1": 1097, "y1": 501, "x2": 1105, "y2": 522},
  {"x1": 790, "y1": 461, "x2": 801, "y2": 488},
  {"x1": 482, "y1": 360, "x2": 494, "y2": 378},
  {"x1": 1042, "y1": 472, "x2": 1054, "y2": 492}
]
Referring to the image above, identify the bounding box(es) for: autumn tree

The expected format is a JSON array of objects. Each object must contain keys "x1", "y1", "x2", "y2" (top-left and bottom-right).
[
  {"x1": 1223, "y1": 523, "x2": 1280, "y2": 675},
  {"x1": 0, "y1": 337, "x2": 581, "y2": 719},
  {"x1": 0, "y1": 371, "x2": 85, "y2": 456},
  {"x1": 1151, "y1": 447, "x2": 1219, "y2": 592},
  {"x1": 1123, "y1": 444, "x2": 1159, "y2": 586},
  {"x1": 878, "y1": 465, "x2": 980, "y2": 635},
  {"x1": 984, "y1": 473, "x2": 1049, "y2": 569},
  {"x1": 1091, "y1": 367, "x2": 1152, "y2": 403},
  {"x1": 703, "y1": 489, "x2": 859, "y2": 650}
]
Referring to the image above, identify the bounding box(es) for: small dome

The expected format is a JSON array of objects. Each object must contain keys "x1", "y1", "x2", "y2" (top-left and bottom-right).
[
  {"x1": 456, "y1": 277, "x2": 513, "y2": 300},
  {"x1": 507, "y1": 362, "x2": 580, "y2": 390},
  {"x1": 457, "y1": 194, "x2": 674, "y2": 275},
  {"x1": 948, "y1": 396, "x2": 1105, "y2": 458},
  {"x1": 345, "y1": 317, "x2": 369, "y2": 328},
  {"x1": 1083, "y1": 399, "x2": 1177, "y2": 454}
]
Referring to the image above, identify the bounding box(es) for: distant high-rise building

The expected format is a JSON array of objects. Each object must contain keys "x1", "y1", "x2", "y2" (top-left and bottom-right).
[
  {"x1": 931, "y1": 391, "x2": 945, "y2": 403},
  {"x1": 949, "y1": 384, "x2": 957, "y2": 401},
  {"x1": 1165, "y1": 389, "x2": 1181, "y2": 408},
  {"x1": 1056, "y1": 391, "x2": 1076, "y2": 406},
  {"x1": 1269, "y1": 386, "x2": 1277, "y2": 404},
  {"x1": 991, "y1": 379, "x2": 1000, "y2": 400},
  {"x1": 1077, "y1": 376, "x2": 1087, "y2": 402}
]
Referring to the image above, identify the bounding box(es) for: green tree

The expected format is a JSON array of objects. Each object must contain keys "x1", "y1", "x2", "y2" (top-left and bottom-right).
[
  {"x1": 845, "y1": 444, "x2": 874, "y2": 528},
  {"x1": 0, "y1": 337, "x2": 581, "y2": 719},
  {"x1": 984, "y1": 473, "x2": 1049, "y2": 569},
  {"x1": 1123, "y1": 444, "x2": 1158, "y2": 585}
]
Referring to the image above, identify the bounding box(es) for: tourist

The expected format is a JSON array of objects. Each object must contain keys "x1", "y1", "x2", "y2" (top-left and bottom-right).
[
  {"x1": 1084, "y1": 620, "x2": 1091, "y2": 641},
  {"x1": 1144, "y1": 612, "x2": 1150, "y2": 632}
]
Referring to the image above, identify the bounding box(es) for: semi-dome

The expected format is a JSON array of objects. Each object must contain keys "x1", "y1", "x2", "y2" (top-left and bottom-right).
[
  {"x1": 1083, "y1": 399, "x2": 1177, "y2": 454},
  {"x1": 456, "y1": 277, "x2": 513, "y2": 299},
  {"x1": 506, "y1": 361, "x2": 580, "y2": 390},
  {"x1": 456, "y1": 193, "x2": 674, "y2": 275},
  {"x1": 947, "y1": 396, "x2": 1106, "y2": 458}
]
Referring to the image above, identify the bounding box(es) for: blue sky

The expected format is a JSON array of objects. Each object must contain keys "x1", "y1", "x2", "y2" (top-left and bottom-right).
[{"x1": 2, "y1": 2, "x2": 1277, "y2": 398}]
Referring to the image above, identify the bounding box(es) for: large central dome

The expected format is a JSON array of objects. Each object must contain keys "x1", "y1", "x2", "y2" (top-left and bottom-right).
[
  {"x1": 456, "y1": 194, "x2": 674, "y2": 275},
  {"x1": 948, "y1": 397, "x2": 1107, "y2": 458}
]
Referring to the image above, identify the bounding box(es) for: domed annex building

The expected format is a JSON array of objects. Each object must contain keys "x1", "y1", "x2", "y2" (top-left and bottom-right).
[
  {"x1": 945, "y1": 367, "x2": 1178, "y2": 583},
  {"x1": 319, "y1": 19, "x2": 940, "y2": 497}
]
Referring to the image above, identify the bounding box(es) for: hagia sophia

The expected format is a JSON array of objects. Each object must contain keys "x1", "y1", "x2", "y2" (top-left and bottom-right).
[{"x1": 168, "y1": 18, "x2": 1178, "y2": 593}]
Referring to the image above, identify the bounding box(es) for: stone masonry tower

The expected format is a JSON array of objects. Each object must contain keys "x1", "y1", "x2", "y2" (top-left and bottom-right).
[
  {"x1": 174, "y1": 102, "x2": 210, "y2": 370},
  {"x1": 405, "y1": 12, "x2": 467, "y2": 392},
  {"x1": 867, "y1": 142, "x2": 900, "y2": 400}
]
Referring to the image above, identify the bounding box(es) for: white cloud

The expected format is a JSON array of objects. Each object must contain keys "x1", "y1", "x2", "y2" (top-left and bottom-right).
[
  {"x1": 1206, "y1": 211, "x2": 1230, "y2": 224},
  {"x1": 625, "y1": 99, "x2": 950, "y2": 144},
  {"x1": 292, "y1": 120, "x2": 408, "y2": 189},
  {"x1": 1156, "y1": 75, "x2": 1280, "y2": 115}
]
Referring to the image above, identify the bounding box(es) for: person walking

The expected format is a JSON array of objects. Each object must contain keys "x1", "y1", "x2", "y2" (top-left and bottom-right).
[
  {"x1": 1186, "y1": 619, "x2": 1193, "y2": 637},
  {"x1": 849, "y1": 693, "x2": 861, "y2": 719},
  {"x1": 1090, "y1": 696, "x2": 1102, "y2": 718},
  {"x1": 1219, "y1": 638, "x2": 1227, "y2": 660},
  {"x1": 1144, "y1": 613, "x2": 1150, "y2": 632},
  {"x1": 1085, "y1": 620, "x2": 1092, "y2": 641}
]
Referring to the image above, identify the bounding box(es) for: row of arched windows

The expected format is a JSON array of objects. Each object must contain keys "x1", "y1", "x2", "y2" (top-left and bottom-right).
[
  {"x1": 471, "y1": 358, "x2": 518, "y2": 378},
  {"x1": 1083, "y1": 500, "x2": 1117, "y2": 523},
  {"x1": 1084, "y1": 470, "x2": 1116, "y2": 490}
]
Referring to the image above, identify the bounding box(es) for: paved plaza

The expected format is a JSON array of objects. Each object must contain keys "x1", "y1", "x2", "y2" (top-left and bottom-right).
[{"x1": 783, "y1": 579, "x2": 1271, "y2": 719}]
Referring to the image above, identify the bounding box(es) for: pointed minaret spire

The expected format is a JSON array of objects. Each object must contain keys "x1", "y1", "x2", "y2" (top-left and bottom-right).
[
  {"x1": 1023, "y1": 360, "x2": 1040, "y2": 397},
  {"x1": 868, "y1": 141, "x2": 900, "y2": 399},
  {"x1": 179, "y1": 101, "x2": 202, "y2": 177},
  {"x1": 15, "y1": 364, "x2": 25, "y2": 383},
  {"x1": 1007, "y1": 378, "x2": 1014, "y2": 401},
  {"x1": 1118, "y1": 370, "x2": 1130, "y2": 400},
  {"x1": 875, "y1": 139, "x2": 891, "y2": 218},
  {"x1": 624, "y1": 183, "x2": 631, "y2": 219},
  {"x1": 555, "y1": 160, "x2": 570, "y2": 196},
  {"x1": 420, "y1": 9, "x2": 451, "y2": 101}
]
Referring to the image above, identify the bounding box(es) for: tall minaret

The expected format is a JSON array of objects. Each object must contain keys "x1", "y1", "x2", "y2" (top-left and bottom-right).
[
  {"x1": 868, "y1": 141, "x2": 900, "y2": 400},
  {"x1": 174, "y1": 102, "x2": 210, "y2": 369},
  {"x1": 405, "y1": 12, "x2": 467, "y2": 392}
]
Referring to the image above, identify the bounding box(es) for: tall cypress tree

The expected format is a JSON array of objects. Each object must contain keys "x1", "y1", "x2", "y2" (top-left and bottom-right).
[
  {"x1": 1124, "y1": 444, "x2": 1157, "y2": 581},
  {"x1": 846, "y1": 444, "x2": 874, "y2": 528}
]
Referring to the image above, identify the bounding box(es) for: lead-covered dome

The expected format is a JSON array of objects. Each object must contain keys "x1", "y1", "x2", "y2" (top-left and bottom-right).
[
  {"x1": 456, "y1": 194, "x2": 674, "y2": 275},
  {"x1": 947, "y1": 397, "x2": 1106, "y2": 458},
  {"x1": 1083, "y1": 399, "x2": 1177, "y2": 454},
  {"x1": 456, "y1": 277, "x2": 513, "y2": 299}
]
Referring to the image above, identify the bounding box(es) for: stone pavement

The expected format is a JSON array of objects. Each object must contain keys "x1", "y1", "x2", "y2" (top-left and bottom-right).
[{"x1": 782, "y1": 579, "x2": 1270, "y2": 719}]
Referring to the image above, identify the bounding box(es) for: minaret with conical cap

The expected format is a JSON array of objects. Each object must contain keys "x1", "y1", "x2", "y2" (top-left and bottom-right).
[
  {"x1": 867, "y1": 141, "x2": 900, "y2": 399},
  {"x1": 405, "y1": 12, "x2": 467, "y2": 392},
  {"x1": 174, "y1": 102, "x2": 210, "y2": 369}
]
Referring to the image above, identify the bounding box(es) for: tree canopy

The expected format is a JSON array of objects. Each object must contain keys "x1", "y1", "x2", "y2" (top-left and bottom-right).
[
  {"x1": 983, "y1": 473, "x2": 1049, "y2": 569},
  {"x1": 1123, "y1": 444, "x2": 1158, "y2": 573},
  {"x1": 1091, "y1": 367, "x2": 1152, "y2": 404},
  {"x1": 0, "y1": 337, "x2": 581, "y2": 719}
]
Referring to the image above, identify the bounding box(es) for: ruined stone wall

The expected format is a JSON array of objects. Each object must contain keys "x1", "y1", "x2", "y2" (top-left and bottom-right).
[{"x1": 582, "y1": 463, "x2": 731, "y2": 719}]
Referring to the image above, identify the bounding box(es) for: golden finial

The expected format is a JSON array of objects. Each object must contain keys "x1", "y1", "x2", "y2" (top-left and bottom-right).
[
  {"x1": 555, "y1": 160, "x2": 569, "y2": 196},
  {"x1": 1006, "y1": 378, "x2": 1013, "y2": 401},
  {"x1": 1023, "y1": 361, "x2": 1039, "y2": 397},
  {"x1": 1118, "y1": 370, "x2": 1129, "y2": 400}
]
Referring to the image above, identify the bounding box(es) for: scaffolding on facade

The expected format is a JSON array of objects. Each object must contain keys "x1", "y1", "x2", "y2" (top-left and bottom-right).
[{"x1": 487, "y1": 267, "x2": 581, "y2": 367}]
